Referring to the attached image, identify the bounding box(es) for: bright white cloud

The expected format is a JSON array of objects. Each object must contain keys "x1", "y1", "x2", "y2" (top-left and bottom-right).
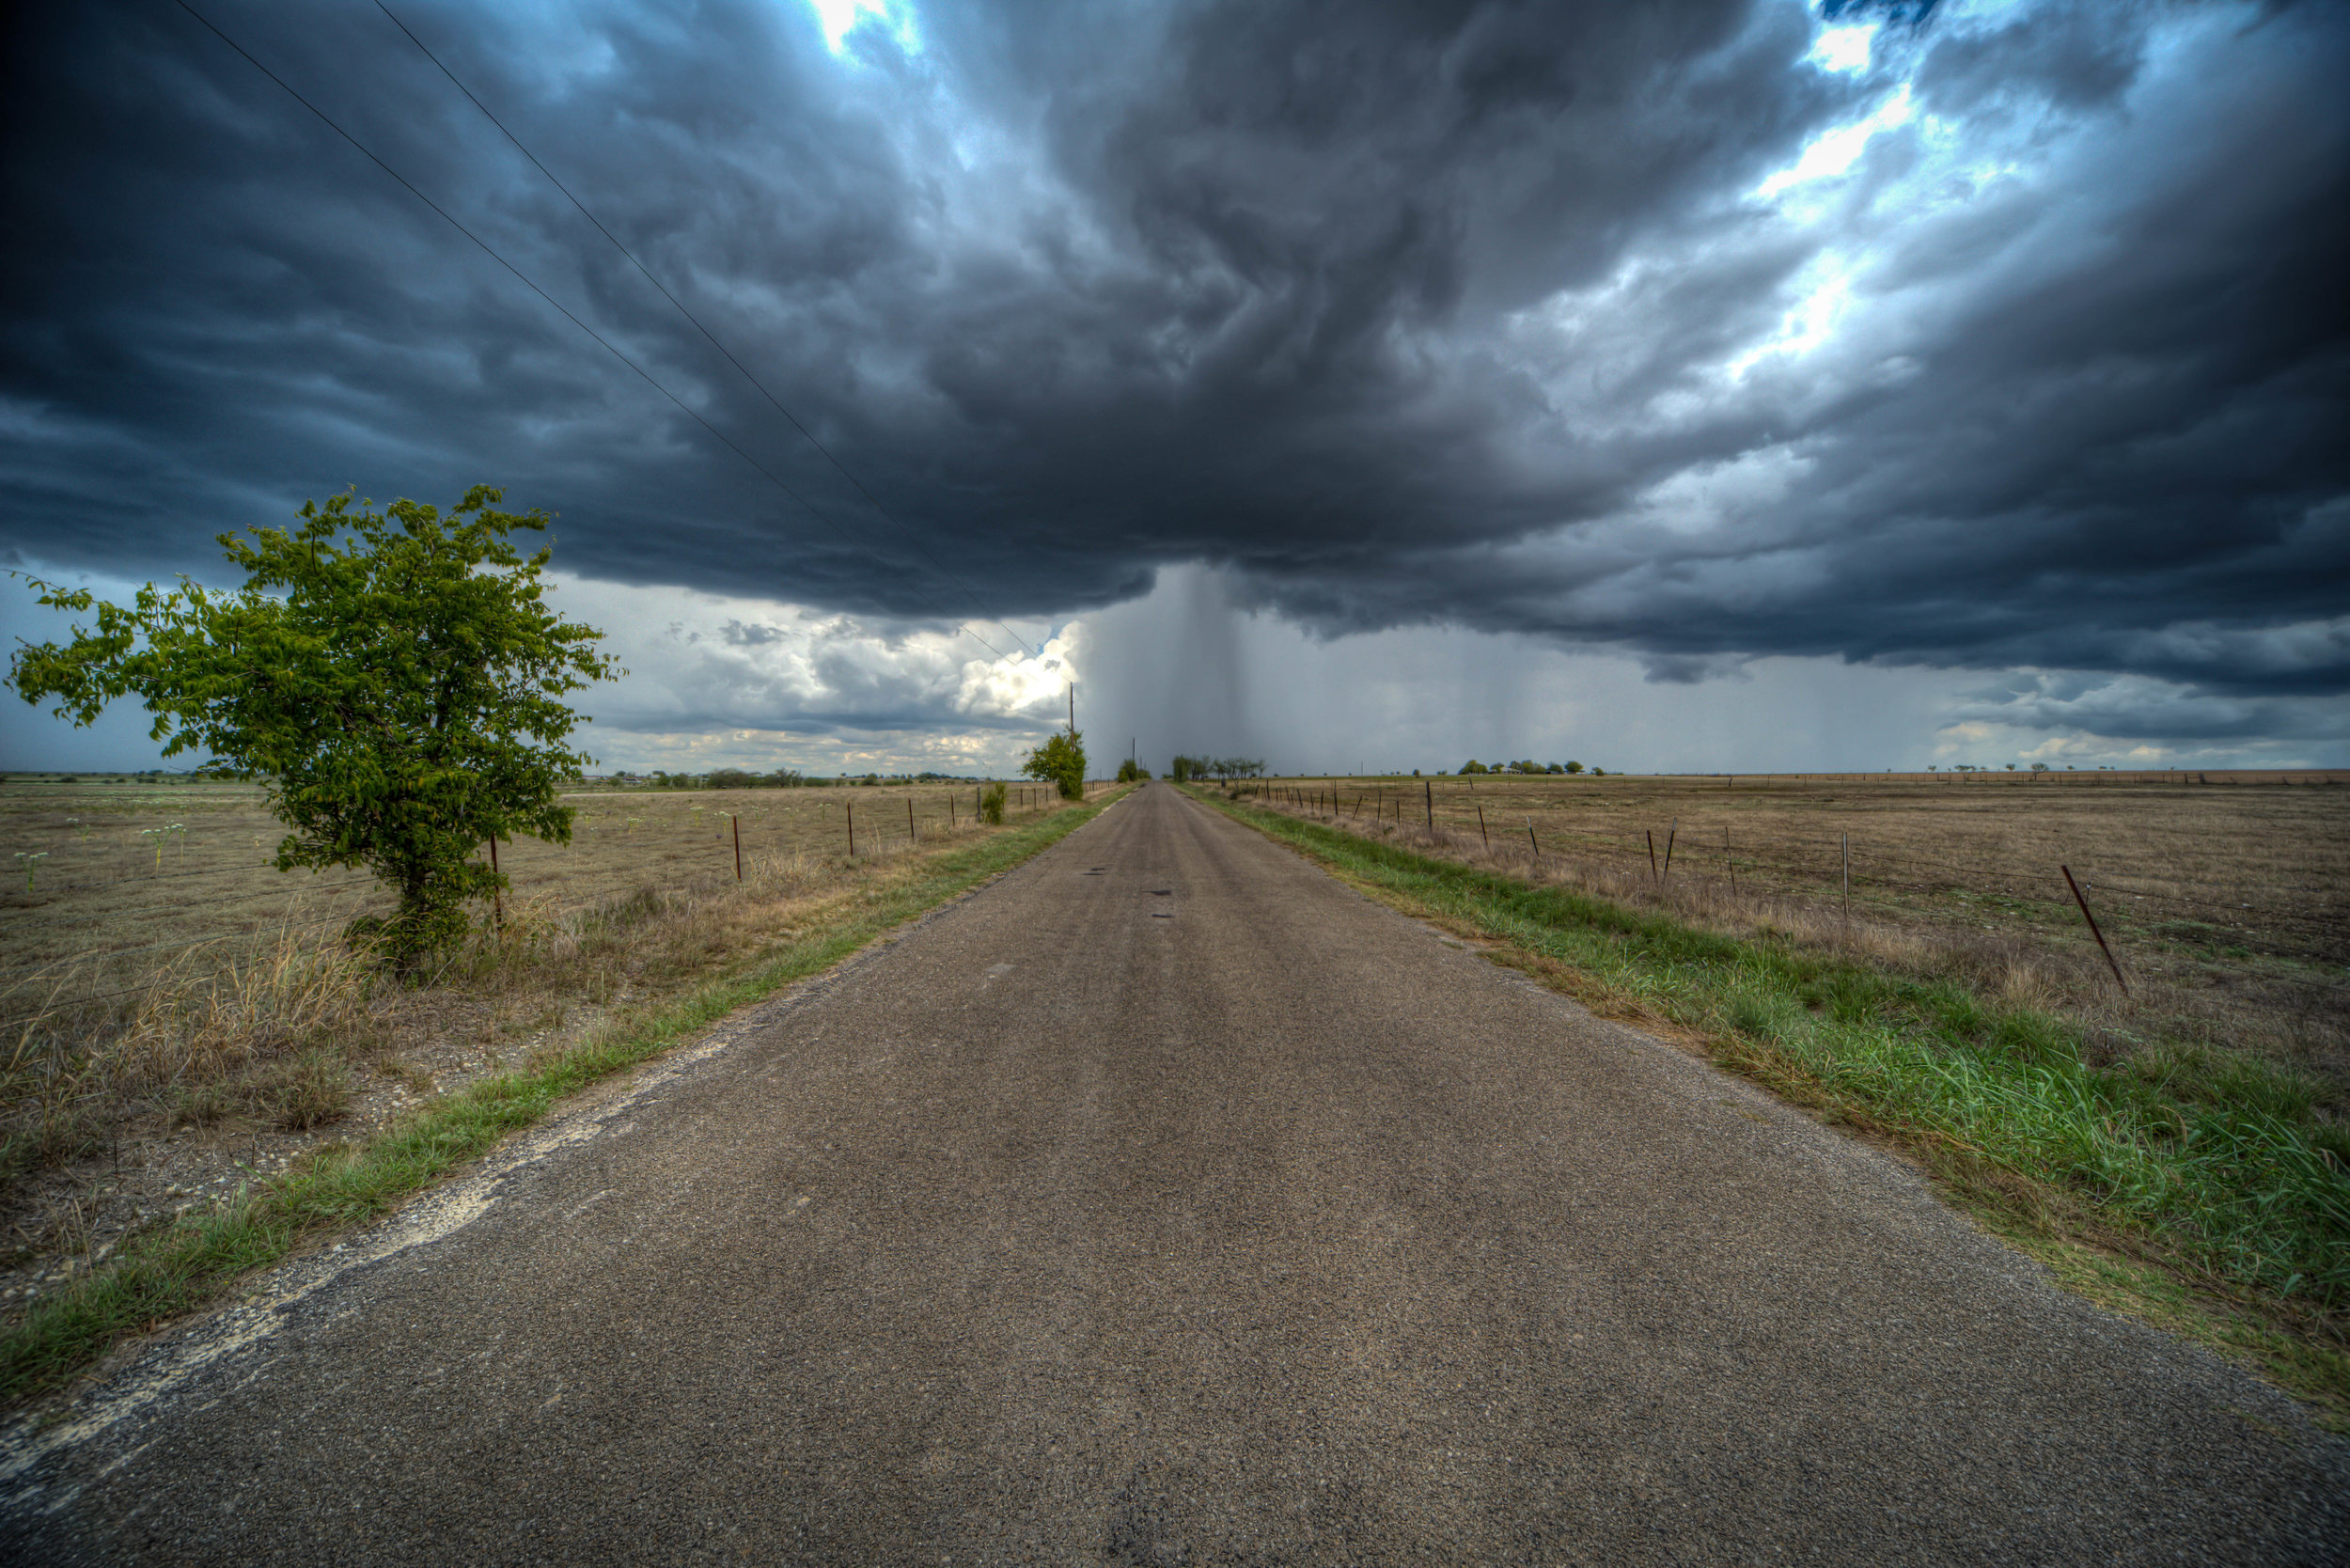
[
  {"x1": 804, "y1": 0, "x2": 921, "y2": 56},
  {"x1": 545, "y1": 572, "x2": 1076, "y2": 774},
  {"x1": 1807, "y1": 24, "x2": 1876, "y2": 76},
  {"x1": 1754, "y1": 84, "x2": 1916, "y2": 200}
]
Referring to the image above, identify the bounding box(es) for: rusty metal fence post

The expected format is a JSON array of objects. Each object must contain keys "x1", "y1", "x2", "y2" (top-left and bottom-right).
[{"x1": 2062, "y1": 866, "x2": 2130, "y2": 995}]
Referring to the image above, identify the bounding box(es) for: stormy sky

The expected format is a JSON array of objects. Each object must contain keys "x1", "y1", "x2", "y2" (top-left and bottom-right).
[{"x1": 3, "y1": 0, "x2": 2344, "y2": 776}]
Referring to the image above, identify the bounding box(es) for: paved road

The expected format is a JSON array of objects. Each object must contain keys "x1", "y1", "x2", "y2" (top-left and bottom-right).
[{"x1": 6, "y1": 782, "x2": 2345, "y2": 1564}]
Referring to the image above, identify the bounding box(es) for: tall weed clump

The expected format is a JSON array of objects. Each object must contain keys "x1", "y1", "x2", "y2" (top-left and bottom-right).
[{"x1": 0, "y1": 925, "x2": 380, "y2": 1183}]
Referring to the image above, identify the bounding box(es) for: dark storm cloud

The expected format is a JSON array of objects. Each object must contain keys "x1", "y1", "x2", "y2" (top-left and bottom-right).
[{"x1": 3, "y1": 0, "x2": 2345, "y2": 745}]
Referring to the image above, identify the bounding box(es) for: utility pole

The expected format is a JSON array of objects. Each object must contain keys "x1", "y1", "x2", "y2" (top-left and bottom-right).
[{"x1": 1068, "y1": 683, "x2": 1074, "y2": 733}]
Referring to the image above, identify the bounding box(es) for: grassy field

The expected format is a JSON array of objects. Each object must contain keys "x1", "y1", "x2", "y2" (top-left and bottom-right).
[
  {"x1": 1255, "y1": 771, "x2": 2348, "y2": 1079},
  {"x1": 0, "y1": 774, "x2": 1103, "y2": 1334},
  {"x1": 0, "y1": 776, "x2": 1072, "y2": 1011}
]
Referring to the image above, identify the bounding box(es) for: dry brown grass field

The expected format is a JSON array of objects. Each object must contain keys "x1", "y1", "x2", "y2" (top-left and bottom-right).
[
  {"x1": 0, "y1": 774, "x2": 1096, "y2": 1310},
  {"x1": 1257, "y1": 770, "x2": 2349, "y2": 1086},
  {"x1": 0, "y1": 776, "x2": 1070, "y2": 1009}
]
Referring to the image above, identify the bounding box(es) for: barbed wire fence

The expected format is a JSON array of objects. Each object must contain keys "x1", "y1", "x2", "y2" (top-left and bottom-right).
[{"x1": 1235, "y1": 779, "x2": 2347, "y2": 976}]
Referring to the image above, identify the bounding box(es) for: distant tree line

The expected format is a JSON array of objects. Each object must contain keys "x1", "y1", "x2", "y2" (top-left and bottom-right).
[
  {"x1": 620, "y1": 768, "x2": 985, "y2": 790},
  {"x1": 1458, "y1": 759, "x2": 1584, "y2": 776},
  {"x1": 1168, "y1": 755, "x2": 1264, "y2": 782}
]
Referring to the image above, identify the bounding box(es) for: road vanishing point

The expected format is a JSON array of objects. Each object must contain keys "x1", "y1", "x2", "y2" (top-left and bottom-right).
[{"x1": 5, "y1": 782, "x2": 2345, "y2": 1564}]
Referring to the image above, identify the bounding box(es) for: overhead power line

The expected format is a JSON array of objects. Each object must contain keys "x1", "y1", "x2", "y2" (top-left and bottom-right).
[
  {"x1": 168, "y1": 0, "x2": 1014, "y2": 665},
  {"x1": 371, "y1": 1, "x2": 1042, "y2": 661}
]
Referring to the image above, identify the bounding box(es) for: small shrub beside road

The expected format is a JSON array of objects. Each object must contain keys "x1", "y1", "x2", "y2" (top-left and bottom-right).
[{"x1": 1022, "y1": 729, "x2": 1088, "y2": 801}]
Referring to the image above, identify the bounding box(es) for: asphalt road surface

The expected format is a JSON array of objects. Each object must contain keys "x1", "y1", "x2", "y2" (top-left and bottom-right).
[{"x1": 6, "y1": 782, "x2": 2345, "y2": 1565}]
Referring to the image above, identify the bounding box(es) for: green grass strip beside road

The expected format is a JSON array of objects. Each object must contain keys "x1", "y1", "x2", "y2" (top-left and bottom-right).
[
  {"x1": 1192, "y1": 788, "x2": 2350, "y2": 1422},
  {"x1": 1, "y1": 789, "x2": 1128, "y2": 1406}
]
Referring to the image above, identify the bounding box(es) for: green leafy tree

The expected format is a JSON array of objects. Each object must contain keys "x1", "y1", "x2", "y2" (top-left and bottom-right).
[
  {"x1": 1115, "y1": 758, "x2": 1151, "y2": 782},
  {"x1": 8, "y1": 487, "x2": 620, "y2": 968},
  {"x1": 1022, "y1": 729, "x2": 1088, "y2": 799},
  {"x1": 980, "y1": 782, "x2": 1007, "y2": 823}
]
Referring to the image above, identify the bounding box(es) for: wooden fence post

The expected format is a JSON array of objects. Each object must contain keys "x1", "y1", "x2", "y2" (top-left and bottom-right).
[
  {"x1": 847, "y1": 803, "x2": 855, "y2": 856},
  {"x1": 908, "y1": 798, "x2": 916, "y2": 843},
  {"x1": 1724, "y1": 825, "x2": 1735, "y2": 895},
  {"x1": 1477, "y1": 805, "x2": 1488, "y2": 849},
  {"x1": 732, "y1": 814, "x2": 742, "y2": 881},
  {"x1": 1646, "y1": 829, "x2": 1658, "y2": 883},
  {"x1": 1424, "y1": 779, "x2": 1434, "y2": 829}
]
